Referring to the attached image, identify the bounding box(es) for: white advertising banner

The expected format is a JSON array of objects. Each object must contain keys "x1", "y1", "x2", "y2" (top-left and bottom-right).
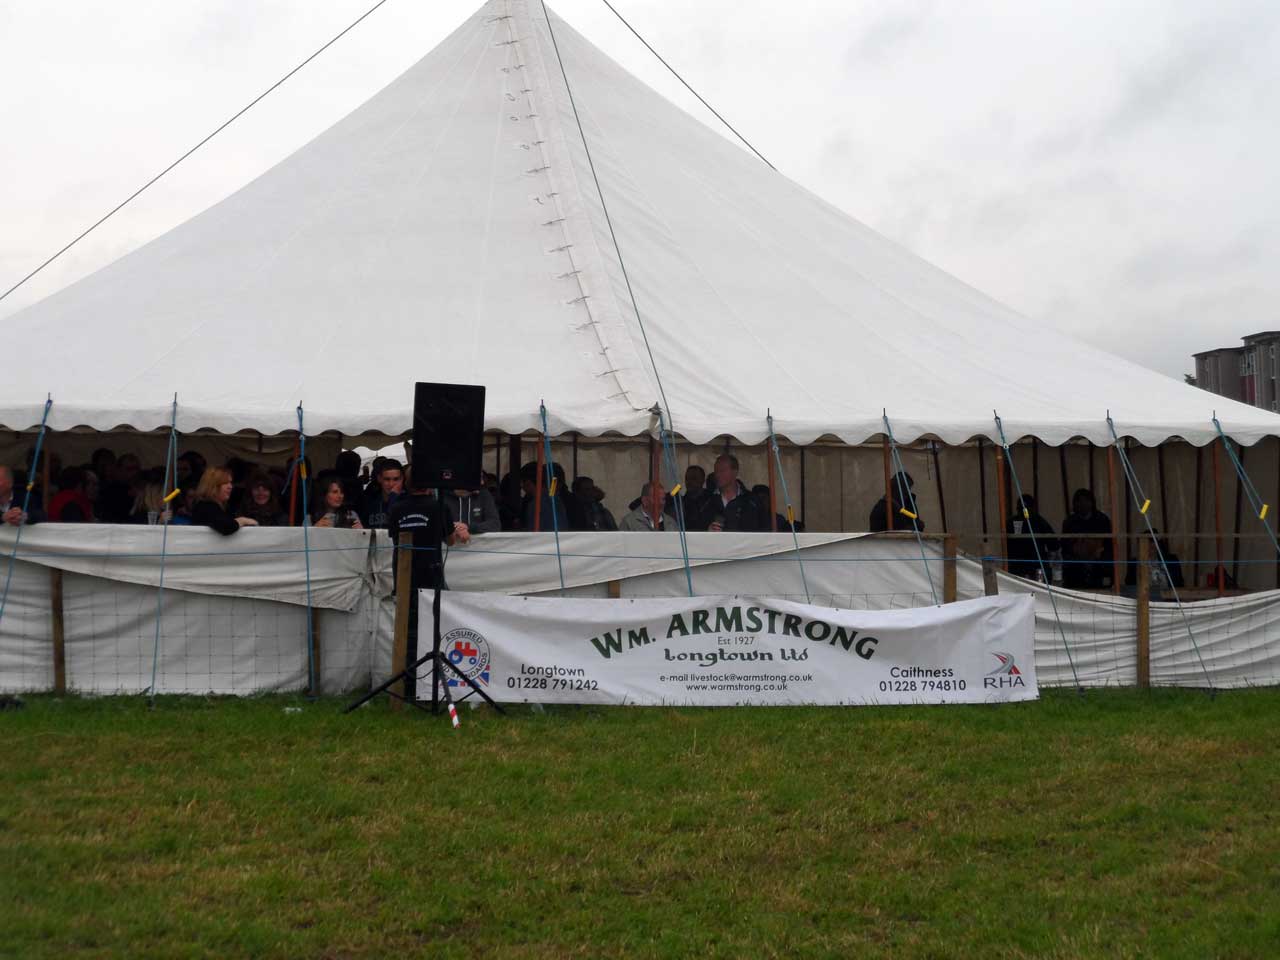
[{"x1": 429, "y1": 592, "x2": 1038, "y2": 707}]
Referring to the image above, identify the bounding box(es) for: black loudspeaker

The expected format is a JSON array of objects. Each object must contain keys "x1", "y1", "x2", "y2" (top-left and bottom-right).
[{"x1": 411, "y1": 382, "x2": 486, "y2": 490}]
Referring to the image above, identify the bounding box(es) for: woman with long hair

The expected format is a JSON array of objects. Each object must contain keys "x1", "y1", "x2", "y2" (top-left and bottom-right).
[
  {"x1": 237, "y1": 472, "x2": 289, "y2": 527},
  {"x1": 127, "y1": 480, "x2": 170, "y2": 524},
  {"x1": 191, "y1": 467, "x2": 258, "y2": 535},
  {"x1": 312, "y1": 477, "x2": 363, "y2": 529}
]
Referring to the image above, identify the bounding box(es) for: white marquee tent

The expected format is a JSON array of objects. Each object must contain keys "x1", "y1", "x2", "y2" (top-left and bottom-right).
[{"x1": 2, "y1": 0, "x2": 1276, "y2": 449}]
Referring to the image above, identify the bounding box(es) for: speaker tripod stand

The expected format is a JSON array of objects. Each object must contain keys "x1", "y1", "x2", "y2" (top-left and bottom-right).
[{"x1": 344, "y1": 574, "x2": 505, "y2": 721}]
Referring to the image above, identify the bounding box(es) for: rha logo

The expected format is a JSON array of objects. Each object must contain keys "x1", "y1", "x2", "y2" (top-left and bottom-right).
[
  {"x1": 443, "y1": 627, "x2": 490, "y2": 688},
  {"x1": 983, "y1": 651, "x2": 1026, "y2": 689}
]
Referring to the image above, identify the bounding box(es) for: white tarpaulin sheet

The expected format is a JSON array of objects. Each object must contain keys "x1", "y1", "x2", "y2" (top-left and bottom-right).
[
  {"x1": 0, "y1": 525, "x2": 372, "y2": 611},
  {"x1": 3, "y1": 1, "x2": 1276, "y2": 447},
  {"x1": 431, "y1": 591, "x2": 1038, "y2": 706},
  {"x1": 378, "y1": 531, "x2": 981, "y2": 605}
]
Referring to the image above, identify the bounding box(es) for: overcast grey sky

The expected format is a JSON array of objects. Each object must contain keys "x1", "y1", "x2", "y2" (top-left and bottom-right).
[{"x1": 2, "y1": 0, "x2": 1276, "y2": 379}]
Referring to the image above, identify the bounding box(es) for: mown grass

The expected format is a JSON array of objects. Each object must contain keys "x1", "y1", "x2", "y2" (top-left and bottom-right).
[{"x1": 2, "y1": 689, "x2": 1279, "y2": 958}]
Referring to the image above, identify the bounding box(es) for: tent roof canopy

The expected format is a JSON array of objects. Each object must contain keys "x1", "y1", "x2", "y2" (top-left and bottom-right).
[{"x1": 5, "y1": 0, "x2": 1277, "y2": 448}]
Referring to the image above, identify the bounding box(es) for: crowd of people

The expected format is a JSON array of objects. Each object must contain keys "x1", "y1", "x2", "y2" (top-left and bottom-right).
[
  {"x1": 0, "y1": 449, "x2": 805, "y2": 539},
  {"x1": 1004, "y1": 488, "x2": 1185, "y2": 590},
  {"x1": 0, "y1": 446, "x2": 1181, "y2": 591}
]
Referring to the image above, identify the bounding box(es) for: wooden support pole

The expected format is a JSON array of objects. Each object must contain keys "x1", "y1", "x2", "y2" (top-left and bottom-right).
[
  {"x1": 389, "y1": 532, "x2": 413, "y2": 711},
  {"x1": 1193, "y1": 446, "x2": 1204, "y2": 584},
  {"x1": 994, "y1": 443, "x2": 1009, "y2": 571},
  {"x1": 1058, "y1": 444, "x2": 1070, "y2": 524},
  {"x1": 534, "y1": 433, "x2": 545, "y2": 532},
  {"x1": 1231, "y1": 442, "x2": 1245, "y2": 586},
  {"x1": 1136, "y1": 537, "x2": 1151, "y2": 689},
  {"x1": 1124, "y1": 440, "x2": 1134, "y2": 579},
  {"x1": 649, "y1": 435, "x2": 661, "y2": 529},
  {"x1": 607, "y1": 579, "x2": 621, "y2": 599},
  {"x1": 932, "y1": 441, "x2": 949, "y2": 533},
  {"x1": 1156, "y1": 444, "x2": 1169, "y2": 535},
  {"x1": 882, "y1": 436, "x2": 894, "y2": 531},
  {"x1": 1107, "y1": 446, "x2": 1121, "y2": 594},
  {"x1": 977, "y1": 439, "x2": 989, "y2": 539},
  {"x1": 981, "y1": 558, "x2": 999, "y2": 596},
  {"x1": 1031, "y1": 438, "x2": 1040, "y2": 505},
  {"x1": 1213, "y1": 438, "x2": 1225, "y2": 597},
  {"x1": 288, "y1": 436, "x2": 301, "y2": 526},
  {"x1": 799, "y1": 447, "x2": 807, "y2": 529},
  {"x1": 50, "y1": 568, "x2": 65, "y2": 695},
  {"x1": 943, "y1": 534, "x2": 958, "y2": 603},
  {"x1": 766, "y1": 438, "x2": 778, "y2": 532}
]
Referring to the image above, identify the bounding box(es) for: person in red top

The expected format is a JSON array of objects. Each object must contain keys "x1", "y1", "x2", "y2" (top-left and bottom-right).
[{"x1": 48, "y1": 467, "x2": 98, "y2": 523}]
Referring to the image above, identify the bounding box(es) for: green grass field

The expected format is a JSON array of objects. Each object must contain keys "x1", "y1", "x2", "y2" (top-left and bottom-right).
[{"x1": 3, "y1": 690, "x2": 1279, "y2": 958}]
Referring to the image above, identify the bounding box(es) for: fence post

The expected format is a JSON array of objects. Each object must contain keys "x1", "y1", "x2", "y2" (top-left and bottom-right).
[
  {"x1": 390, "y1": 532, "x2": 414, "y2": 711},
  {"x1": 943, "y1": 534, "x2": 957, "y2": 603},
  {"x1": 982, "y1": 558, "x2": 999, "y2": 596},
  {"x1": 50, "y1": 568, "x2": 65, "y2": 695},
  {"x1": 1136, "y1": 537, "x2": 1150, "y2": 689},
  {"x1": 310, "y1": 615, "x2": 323, "y2": 698}
]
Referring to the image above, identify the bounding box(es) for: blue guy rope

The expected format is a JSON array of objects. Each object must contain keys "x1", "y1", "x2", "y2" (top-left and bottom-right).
[
  {"x1": 766, "y1": 412, "x2": 810, "y2": 604},
  {"x1": 297, "y1": 405, "x2": 317, "y2": 697},
  {"x1": 1212, "y1": 414, "x2": 1280, "y2": 561},
  {"x1": 147, "y1": 394, "x2": 180, "y2": 707},
  {"x1": 0, "y1": 395, "x2": 53, "y2": 634},
  {"x1": 993, "y1": 411, "x2": 1081, "y2": 690},
  {"x1": 655, "y1": 406, "x2": 695, "y2": 597},
  {"x1": 1107, "y1": 414, "x2": 1215, "y2": 691},
  {"x1": 881, "y1": 412, "x2": 939, "y2": 606},
  {"x1": 539, "y1": 402, "x2": 567, "y2": 594}
]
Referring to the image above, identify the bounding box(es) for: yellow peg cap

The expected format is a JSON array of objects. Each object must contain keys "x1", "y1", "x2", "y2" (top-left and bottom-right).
[
  {"x1": 670, "y1": 483, "x2": 682, "y2": 496},
  {"x1": 163, "y1": 488, "x2": 181, "y2": 503},
  {"x1": 1022, "y1": 508, "x2": 1029, "y2": 519},
  {"x1": 1140, "y1": 499, "x2": 1151, "y2": 515},
  {"x1": 26, "y1": 482, "x2": 34, "y2": 492},
  {"x1": 299, "y1": 463, "x2": 308, "y2": 479},
  {"x1": 899, "y1": 507, "x2": 917, "y2": 520},
  {"x1": 786, "y1": 505, "x2": 795, "y2": 524},
  {"x1": 549, "y1": 478, "x2": 558, "y2": 496},
  {"x1": 1261, "y1": 504, "x2": 1270, "y2": 521}
]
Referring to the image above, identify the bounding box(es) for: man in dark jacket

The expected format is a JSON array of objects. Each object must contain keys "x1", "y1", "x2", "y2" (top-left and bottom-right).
[
  {"x1": 697, "y1": 454, "x2": 764, "y2": 532},
  {"x1": 869, "y1": 471, "x2": 925, "y2": 533},
  {"x1": 364, "y1": 459, "x2": 404, "y2": 529},
  {"x1": 668, "y1": 464, "x2": 711, "y2": 530},
  {"x1": 440, "y1": 487, "x2": 501, "y2": 535},
  {"x1": 1061, "y1": 488, "x2": 1113, "y2": 589}
]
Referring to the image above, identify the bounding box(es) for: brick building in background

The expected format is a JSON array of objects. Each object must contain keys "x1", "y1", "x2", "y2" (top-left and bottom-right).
[{"x1": 1194, "y1": 331, "x2": 1280, "y2": 411}]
